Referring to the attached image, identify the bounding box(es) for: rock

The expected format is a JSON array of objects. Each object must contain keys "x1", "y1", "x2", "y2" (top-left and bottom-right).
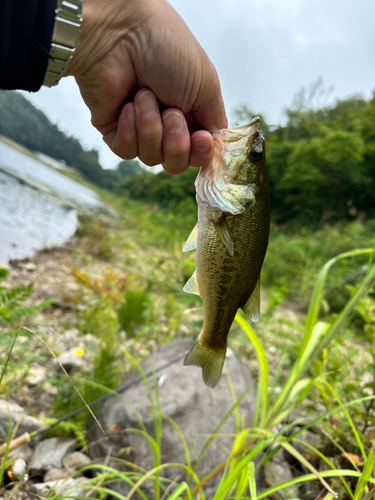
[
  {"x1": 8, "y1": 443, "x2": 34, "y2": 463},
  {"x1": 29, "y1": 437, "x2": 77, "y2": 474},
  {"x1": 25, "y1": 364, "x2": 47, "y2": 386},
  {"x1": 44, "y1": 382, "x2": 58, "y2": 396},
  {"x1": 30, "y1": 477, "x2": 88, "y2": 497},
  {"x1": 22, "y1": 262, "x2": 36, "y2": 272},
  {"x1": 63, "y1": 451, "x2": 92, "y2": 470},
  {"x1": 264, "y1": 460, "x2": 298, "y2": 499},
  {"x1": 55, "y1": 348, "x2": 84, "y2": 373},
  {"x1": 0, "y1": 400, "x2": 43, "y2": 442},
  {"x1": 44, "y1": 467, "x2": 76, "y2": 482},
  {"x1": 291, "y1": 429, "x2": 321, "y2": 467},
  {"x1": 63, "y1": 328, "x2": 80, "y2": 342},
  {"x1": 88, "y1": 339, "x2": 257, "y2": 499}
]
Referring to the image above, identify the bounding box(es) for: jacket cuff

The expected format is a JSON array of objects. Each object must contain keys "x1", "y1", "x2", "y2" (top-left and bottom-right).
[{"x1": 0, "y1": 0, "x2": 55, "y2": 91}]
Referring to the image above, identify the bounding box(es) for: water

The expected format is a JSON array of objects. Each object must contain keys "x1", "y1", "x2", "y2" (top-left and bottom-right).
[{"x1": 0, "y1": 141, "x2": 106, "y2": 264}]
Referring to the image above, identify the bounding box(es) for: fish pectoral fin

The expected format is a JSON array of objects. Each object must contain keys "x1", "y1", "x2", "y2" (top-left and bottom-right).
[
  {"x1": 241, "y1": 278, "x2": 260, "y2": 323},
  {"x1": 213, "y1": 217, "x2": 234, "y2": 256},
  {"x1": 184, "y1": 341, "x2": 226, "y2": 389},
  {"x1": 183, "y1": 223, "x2": 199, "y2": 252},
  {"x1": 183, "y1": 271, "x2": 200, "y2": 296}
]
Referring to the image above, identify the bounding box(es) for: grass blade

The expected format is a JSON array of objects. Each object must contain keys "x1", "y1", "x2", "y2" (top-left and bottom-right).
[
  {"x1": 0, "y1": 330, "x2": 19, "y2": 386},
  {"x1": 256, "y1": 469, "x2": 374, "y2": 499},
  {"x1": 248, "y1": 462, "x2": 257, "y2": 500},
  {"x1": 235, "y1": 313, "x2": 269, "y2": 426}
]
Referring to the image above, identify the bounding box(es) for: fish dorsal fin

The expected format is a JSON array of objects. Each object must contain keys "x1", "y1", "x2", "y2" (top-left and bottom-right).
[
  {"x1": 213, "y1": 217, "x2": 234, "y2": 256},
  {"x1": 183, "y1": 223, "x2": 199, "y2": 252},
  {"x1": 183, "y1": 271, "x2": 200, "y2": 296},
  {"x1": 241, "y1": 278, "x2": 260, "y2": 323}
]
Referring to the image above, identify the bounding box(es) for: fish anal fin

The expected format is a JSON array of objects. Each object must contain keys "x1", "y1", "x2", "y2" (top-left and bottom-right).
[
  {"x1": 183, "y1": 271, "x2": 200, "y2": 296},
  {"x1": 241, "y1": 278, "x2": 260, "y2": 323},
  {"x1": 213, "y1": 217, "x2": 234, "y2": 256},
  {"x1": 184, "y1": 341, "x2": 226, "y2": 389},
  {"x1": 183, "y1": 223, "x2": 199, "y2": 252}
]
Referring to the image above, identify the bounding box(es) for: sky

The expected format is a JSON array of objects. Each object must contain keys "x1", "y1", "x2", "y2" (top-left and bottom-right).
[{"x1": 21, "y1": 0, "x2": 375, "y2": 170}]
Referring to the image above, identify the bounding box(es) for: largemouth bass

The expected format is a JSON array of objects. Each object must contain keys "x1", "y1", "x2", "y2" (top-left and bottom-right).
[{"x1": 182, "y1": 118, "x2": 270, "y2": 388}]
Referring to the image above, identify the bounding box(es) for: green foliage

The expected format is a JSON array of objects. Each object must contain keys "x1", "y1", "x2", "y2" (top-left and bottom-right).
[
  {"x1": 0, "y1": 267, "x2": 54, "y2": 324},
  {"x1": 117, "y1": 159, "x2": 143, "y2": 179},
  {"x1": 119, "y1": 167, "x2": 198, "y2": 209},
  {"x1": 262, "y1": 221, "x2": 375, "y2": 312},
  {"x1": 118, "y1": 289, "x2": 150, "y2": 334},
  {"x1": 268, "y1": 89, "x2": 375, "y2": 225}
]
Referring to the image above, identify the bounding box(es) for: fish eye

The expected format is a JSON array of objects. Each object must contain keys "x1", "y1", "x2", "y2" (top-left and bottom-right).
[{"x1": 248, "y1": 148, "x2": 262, "y2": 162}]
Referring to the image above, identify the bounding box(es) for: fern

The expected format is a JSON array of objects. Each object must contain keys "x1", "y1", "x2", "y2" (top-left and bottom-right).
[
  {"x1": 46, "y1": 419, "x2": 89, "y2": 449},
  {"x1": 0, "y1": 268, "x2": 55, "y2": 325}
]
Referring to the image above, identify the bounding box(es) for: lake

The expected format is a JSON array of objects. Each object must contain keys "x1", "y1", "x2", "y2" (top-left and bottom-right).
[{"x1": 0, "y1": 140, "x2": 107, "y2": 264}]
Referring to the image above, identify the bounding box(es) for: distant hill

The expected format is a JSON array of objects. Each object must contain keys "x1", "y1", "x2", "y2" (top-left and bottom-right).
[{"x1": 0, "y1": 91, "x2": 143, "y2": 190}]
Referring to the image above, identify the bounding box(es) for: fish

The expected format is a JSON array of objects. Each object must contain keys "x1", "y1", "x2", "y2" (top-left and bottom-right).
[{"x1": 182, "y1": 117, "x2": 270, "y2": 388}]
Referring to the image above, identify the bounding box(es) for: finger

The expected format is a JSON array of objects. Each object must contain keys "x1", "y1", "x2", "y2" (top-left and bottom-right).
[
  {"x1": 189, "y1": 130, "x2": 215, "y2": 167},
  {"x1": 134, "y1": 89, "x2": 163, "y2": 166},
  {"x1": 103, "y1": 103, "x2": 138, "y2": 159},
  {"x1": 162, "y1": 109, "x2": 191, "y2": 175},
  {"x1": 192, "y1": 61, "x2": 228, "y2": 131}
]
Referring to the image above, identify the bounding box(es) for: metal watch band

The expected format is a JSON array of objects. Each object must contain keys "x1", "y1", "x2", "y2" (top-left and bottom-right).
[{"x1": 43, "y1": 0, "x2": 83, "y2": 87}]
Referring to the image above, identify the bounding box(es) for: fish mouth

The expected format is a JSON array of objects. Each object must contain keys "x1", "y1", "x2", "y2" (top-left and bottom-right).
[{"x1": 210, "y1": 117, "x2": 260, "y2": 137}]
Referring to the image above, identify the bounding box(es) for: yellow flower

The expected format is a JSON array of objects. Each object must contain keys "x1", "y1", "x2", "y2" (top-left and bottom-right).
[
  {"x1": 75, "y1": 348, "x2": 84, "y2": 357},
  {"x1": 161, "y1": 326, "x2": 168, "y2": 333}
]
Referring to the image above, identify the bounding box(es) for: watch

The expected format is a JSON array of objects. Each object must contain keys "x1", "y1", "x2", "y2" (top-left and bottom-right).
[{"x1": 43, "y1": 0, "x2": 83, "y2": 87}]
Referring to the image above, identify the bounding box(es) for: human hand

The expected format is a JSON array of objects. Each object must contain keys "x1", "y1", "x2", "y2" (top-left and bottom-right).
[{"x1": 66, "y1": 0, "x2": 227, "y2": 174}]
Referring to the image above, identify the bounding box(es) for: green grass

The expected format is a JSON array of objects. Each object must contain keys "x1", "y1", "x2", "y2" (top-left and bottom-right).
[{"x1": 1, "y1": 189, "x2": 375, "y2": 498}]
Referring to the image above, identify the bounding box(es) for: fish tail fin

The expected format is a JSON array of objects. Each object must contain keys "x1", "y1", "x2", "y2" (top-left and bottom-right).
[{"x1": 184, "y1": 340, "x2": 226, "y2": 389}]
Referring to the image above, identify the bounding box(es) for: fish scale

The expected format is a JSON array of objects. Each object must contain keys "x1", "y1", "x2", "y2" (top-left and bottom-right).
[{"x1": 182, "y1": 118, "x2": 270, "y2": 388}]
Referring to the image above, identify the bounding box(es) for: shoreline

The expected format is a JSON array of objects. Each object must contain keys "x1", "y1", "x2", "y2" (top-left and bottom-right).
[{"x1": 0, "y1": 138, "x2": 115, "y2": 264}]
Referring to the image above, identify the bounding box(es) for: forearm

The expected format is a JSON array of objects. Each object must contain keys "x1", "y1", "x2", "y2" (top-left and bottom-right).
[{"x1": 0, "y1": 0, "x2": 55, "y2": 91}]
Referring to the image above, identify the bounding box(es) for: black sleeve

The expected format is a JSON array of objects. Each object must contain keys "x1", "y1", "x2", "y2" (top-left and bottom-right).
[{"x1": 0, "y1": 0, "x2": 55, "y2": 91}]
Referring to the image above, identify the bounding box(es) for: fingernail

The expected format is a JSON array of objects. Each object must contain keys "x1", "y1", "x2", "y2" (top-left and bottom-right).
[
  {"x1": 137, "y1": 91, "x2": 157, "y2": 119},
  {"x1": 193, "y1": 137, "x2": 210, "y2": 153},
  {"x1": 163, "y1": 111, "x2": 184, "y2": 134},
  {"x1": 126, "y1": 105, "x2": 135, "y2": 125}
]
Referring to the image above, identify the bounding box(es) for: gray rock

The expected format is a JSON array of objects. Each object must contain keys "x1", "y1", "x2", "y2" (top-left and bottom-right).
[
  {"x1": 30, "y1": 477, "x2": 88, "y2": 497},
  {"x1": 29, "y1": 437, "x2": 77, "y2": 473},
  {"x1": 264, "y1": 460, "x2": 298, "y2": 499},
  {"x1": 44, "y1": 467, "x2": 76, "y2": 482},
  {"x1": 88, "y1": 339, "x2": 257, "y2": 499},
  {"x1": 55, "y1": 348, "x2": 84, "y2": 373},
  {"x1": 25, "y1": 364, "x2": 47, "y2": 386},
  {"x1": 8, "y1": 443, "x2": 34, "y2": 463},
  {"x1": 44, "y1": 382, "x2": 58, "y2": 396},
  {"x1": 291, "y1": 429, "x2": 321, "y2": 466},
  {"x1": 63, "y1": 451, "x2": 92, "y2": 470},
  {"x1": 63, "y1": 328, "x2": 80, "y2": 342},
  {"x1": 22, "y1": 262, "x2": 36, "y2": 272},
  {"x1": 0, "y1": 400, "x2": 43, "y2": 441}
]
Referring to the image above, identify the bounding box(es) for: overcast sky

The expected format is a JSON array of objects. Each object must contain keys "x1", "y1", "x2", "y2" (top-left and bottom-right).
[{"x1": 21, "y1": 0, "x2": 375, "y2": 170}]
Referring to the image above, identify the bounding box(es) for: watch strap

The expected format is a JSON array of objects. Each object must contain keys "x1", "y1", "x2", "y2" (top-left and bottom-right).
[{"x1": 43, "y1": 0, "x2": 83, "y2": 87}]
